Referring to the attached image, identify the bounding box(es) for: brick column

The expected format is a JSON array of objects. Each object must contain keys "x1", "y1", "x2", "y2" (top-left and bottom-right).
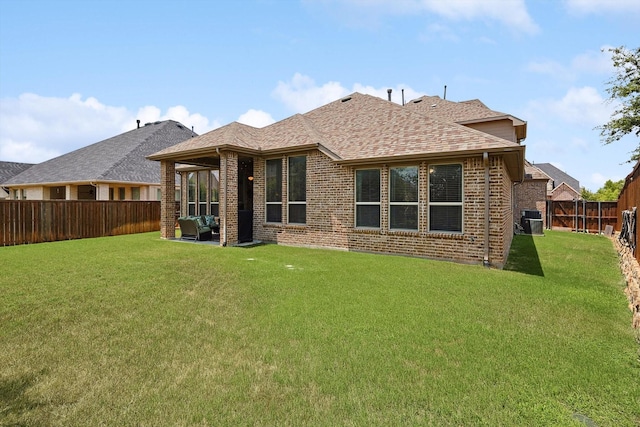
[
  {"x1": 220, "y1": 151, "x2": 238, "y2": 245},
  {"x1": 160, "y1": 160, "x2": 176, "y2": 239}
]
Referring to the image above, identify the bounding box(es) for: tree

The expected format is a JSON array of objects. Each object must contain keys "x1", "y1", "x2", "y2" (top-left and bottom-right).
[
  {"x1": 598, "y1": 46, "x2": 640, "y2": 161},
  {"x1": 581, "y1": 179, "x2": 624, "y2": 201}
]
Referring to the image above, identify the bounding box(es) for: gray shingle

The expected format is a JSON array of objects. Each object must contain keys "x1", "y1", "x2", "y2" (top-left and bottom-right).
[
  {"x1": 534, "y1": 163, "x2": 580, "y2": 191},
  {"x1": 0, "y1": 161, "x2": 35, "y2": 185},
  {"x1": 4, "y1": 121, "x2": 195, "y2": 185}
]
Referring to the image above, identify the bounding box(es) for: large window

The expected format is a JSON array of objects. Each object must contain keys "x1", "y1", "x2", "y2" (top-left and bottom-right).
[
  {"x1": 210, "y1": 170, "x2": 219, "y2": 216},
  {"x1": 288, "y1": 156, "x2": 306, "y2": 224},
  {"x1": 198, "y1": 170, "x2": 208, "y2": 215},
  {"x1": 355, "y1": 169, "x2": 380, "y2": 228},
  {"x1": 187, "y1": 172, "x2": 196, "y2": 215},
  {"x1": 389, "y1": 166, "x2": 419, "y2": 230},
  {"x1": 429, "y1": 164, "x2": 463, "y2": 232},
  {"x1": 187, "y1": 170, "x2": 218, "y2": 216},
  {"x1": 266, "y1": 159, "x2": 282, "y2": 223}
]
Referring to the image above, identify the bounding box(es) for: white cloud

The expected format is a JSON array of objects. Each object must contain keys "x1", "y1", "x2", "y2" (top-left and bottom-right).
[
  {"x1": 272, "y1": 73, "x2": 350, "y2": 113},
  {"x1": 548, "y1": 87, "x2": 614, "y2": 126},
  {"x1": 273, "y1": 73, "x2": 425, "y2": 113},
  {"x1": 0, "y1": 93, "x2": 219, "y2": 163},
  {"x1": 526, "y1": 86, "x2": 615, "y2": 128},
  {"x1": 237, "y1": 109, "x2": 276, "y2": 128},
  {"x1": 307, "y1": 0, "x2": 539, "y2": 34},
  {"x1": 564, "y1": 0, "x2": 640, "y2": 14},
  {"x1": 526, "y1": 46, "x2": 616, "y2": 81}
]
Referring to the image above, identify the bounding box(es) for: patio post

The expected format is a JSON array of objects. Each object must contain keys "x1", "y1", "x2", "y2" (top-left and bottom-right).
[
  {"x1": 220, "y1": 151, "x2": 238, "y2": 245},
  {"x1": 160, "y1": 160, "x2": 176, "y2": 239}
]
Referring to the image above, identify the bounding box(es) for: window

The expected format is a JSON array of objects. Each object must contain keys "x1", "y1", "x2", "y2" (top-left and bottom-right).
[
  {"x1": 355, "y1": 169, "x2": 380, "y2": 228},
  {"x1": 389, "y1": 166, "x2": 419, "y2": 230},
  {"x1": 288, "y1": 156, "x2": 306, "y2": 224},
  {"x1": 156, "y1": 188, "x2": 162, "y2": 201},
  {"x1": 187, "y1": 172, "x2": 196, "y2": 216},
  {"x1": 109, "y1": 188, "x2": 115, "y2": 201},
  {"x1": 198, "y1": 170, "x2": 208, "y2": 215},
  {"x1": 210, "y1": 170, "x2": 219, "y2": 216},
  {"x1": 265, "y1": 159, "x2": 282, "y2": 222},
  {"x1": 131, "y1": 187, "x2": 140, "y2": 201},
  {"x1": 429, "y1": 164, "x2": 462, "y2": 232},
  {"x1": 118, "y1": 187, "x2": 125, "y2": 200}
]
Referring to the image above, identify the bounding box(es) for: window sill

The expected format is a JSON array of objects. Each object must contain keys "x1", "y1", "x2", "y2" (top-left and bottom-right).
[{"x1": 425, "y1": 231, "x2": 464, "y2": 240}]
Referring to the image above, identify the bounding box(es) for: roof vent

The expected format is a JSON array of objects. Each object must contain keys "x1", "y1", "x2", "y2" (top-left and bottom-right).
[
  {"x1": 341, "y1": 96, "x2": 352, "y2": 102},
  {"x1": 145, "y1": 122, "x2": 152, "y2": 126},
  {"x1": 412, "y1": 99, "x2": 422, "y2": 104},
  {"x1": 431, "y1": 104, "x2": 437, "y2": 107}
]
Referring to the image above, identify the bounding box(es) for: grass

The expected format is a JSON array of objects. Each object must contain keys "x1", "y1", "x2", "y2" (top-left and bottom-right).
[{"x1": 1, "y1": 231, "x2": 638, "y2": 426}]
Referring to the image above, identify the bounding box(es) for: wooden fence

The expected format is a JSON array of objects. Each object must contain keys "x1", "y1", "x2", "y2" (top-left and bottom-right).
[
  {"x1": 0, "y1": 200, "x2": 163, "y2": 246},
  {"x1": 547, "y1": 200, "x2": 618, "y2": 233},
  {"x1": 617, "y1": 161, "x2": 640, "y2": 263}
]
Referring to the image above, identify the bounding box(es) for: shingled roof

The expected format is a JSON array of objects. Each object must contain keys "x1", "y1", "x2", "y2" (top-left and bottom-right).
[
  {"x1": 524, "y1": 160, "x2": 551, "y2": 180},
  {"x1": 4, "y1": 120, "x2": 195, "y2": 186},
  {"x1": 0, "y1": 161, "x2": 35, "y2": 185},
  {"x1": 404, "y1": 95, "x2": 527, "y2": 141},
  {"x1": 149, "y1": 93, "x2": 525, "y2": 179},
  {"x1": 534, "y1": 162, "x2": 580, "y2": 192}
]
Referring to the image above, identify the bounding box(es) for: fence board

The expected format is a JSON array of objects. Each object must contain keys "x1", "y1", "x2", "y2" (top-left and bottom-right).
[
  {"x1": 0, "y1": 201, "x2": 165, "y2": 246},
  {"x1": 548, "y1": 200, "x2": 618, "y2": 233},
  {"x1": 617, "y1": 161, "x2": 640, "y2": 264}
]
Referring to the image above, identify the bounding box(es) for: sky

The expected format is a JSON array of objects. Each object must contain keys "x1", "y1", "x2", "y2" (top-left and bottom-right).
[{"x1": 0, "y1": 0, "x2": 638, "y2": 192}]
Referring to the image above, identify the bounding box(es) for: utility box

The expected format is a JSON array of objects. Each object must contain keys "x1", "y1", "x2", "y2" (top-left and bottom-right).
[{"x1": 521, "y1": 210, "x2": 543, "y2": 235}]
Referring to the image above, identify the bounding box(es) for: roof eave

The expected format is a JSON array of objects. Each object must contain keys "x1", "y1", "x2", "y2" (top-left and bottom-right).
[{"x1": 335, "y1": 146, "x2": 525, "y2": 181}]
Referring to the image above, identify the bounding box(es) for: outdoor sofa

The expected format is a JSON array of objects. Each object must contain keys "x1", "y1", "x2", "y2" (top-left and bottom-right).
[{"x1": 177, "y1": 215, "x2": 219, "y2": 241}]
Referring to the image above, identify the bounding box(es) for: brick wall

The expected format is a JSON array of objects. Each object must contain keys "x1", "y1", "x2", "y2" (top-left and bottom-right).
[
  {"x1": 514, "y1": 179, "x2": 547, "y2": 227},
  {"x1": 252, "y1": 149, "x2": 514, "y2": 267},
  {"x1": 160, "y1": 160, "x2": 176, "y2": 239},
  {"x1": 220, "y1": 151, "x2": 238, "y2": 245}
]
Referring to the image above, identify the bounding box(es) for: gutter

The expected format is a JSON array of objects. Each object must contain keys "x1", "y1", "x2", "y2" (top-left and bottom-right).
[{"x1": 483, "y1": 151, "x2": 490, "y2": 267}]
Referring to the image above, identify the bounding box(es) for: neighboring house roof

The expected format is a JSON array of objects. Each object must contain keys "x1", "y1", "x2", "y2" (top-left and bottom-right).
[
  {"x1": 524, "y1": 160, "x2": 551, "y2": 180},
  {"x1": 4, "y1": 120, "x2": 196, "y2": 186},
  {"x1": 150, "y1": 93, "x2": 525, "y2": 180},
  {"x1": 0, "y1": 161, "x2": 35, "y2": 185},
  {"x1": 534, "y1": 162, "x2": 580, "y2": 191}
]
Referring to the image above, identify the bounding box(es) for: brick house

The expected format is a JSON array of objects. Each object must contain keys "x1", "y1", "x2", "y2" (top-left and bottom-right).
[
  {"x1": 149, "y1": 93, "x2": 526, "y2": 267},
  {"x1": 534, "y1": 162, "x2": 581, "y2": 201},
  {"x1": 513, "y1": 161, "x2": 550, "y2": 227},
  {"x1": 2, "y1": 120, "x2": 194, "y2": 201}
]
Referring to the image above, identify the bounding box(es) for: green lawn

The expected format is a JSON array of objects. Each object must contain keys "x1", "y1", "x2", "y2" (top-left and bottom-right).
[{"x1": 1, "y1": 231, "x2": 638, "y2": 426}]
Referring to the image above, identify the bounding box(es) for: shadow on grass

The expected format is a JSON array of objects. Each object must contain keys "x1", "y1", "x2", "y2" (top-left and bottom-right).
[
  {"x1": 0, "y1": 372, "x2": 45, "y2": 424},
  {"x1": 504, "y1": 234, "x2": 544, "y2": 277}
]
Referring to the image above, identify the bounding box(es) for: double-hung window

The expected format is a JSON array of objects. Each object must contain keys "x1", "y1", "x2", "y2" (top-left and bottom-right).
[
  {"x1": 265, "y1": 159, "x2": 282, "y2": 222},
  {"x1": 429, "y1": 164, "x2": 463, "y2": 232},
  {"x1": 288, "y1": 156, "x2": 306, "y2": 224},
  {"x1": 389, "y1": 166, "x2": 419, "y2": 230},
  {"x1": 355, "y1": 169, "x2": 380, "y2": 228}
]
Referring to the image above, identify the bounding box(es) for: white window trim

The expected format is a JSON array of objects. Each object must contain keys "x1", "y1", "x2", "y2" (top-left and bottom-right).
[
  {"x1": 428, "y1": 162, "x2": 464, "y2": 234},
  {"x1": 354, "y1": 168, "x2": 381, "y2": 229},
  {"x1": 389, "y1": 165, "x2": 419, "y2": 231}
]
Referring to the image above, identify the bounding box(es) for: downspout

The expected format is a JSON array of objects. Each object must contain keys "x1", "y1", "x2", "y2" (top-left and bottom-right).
[
  {"x1": 483, "y1": 152, "x2": 490, "y2": 267},
  {"x1": 217, "y1": 147, "x2": 227, "y2": 246}
]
